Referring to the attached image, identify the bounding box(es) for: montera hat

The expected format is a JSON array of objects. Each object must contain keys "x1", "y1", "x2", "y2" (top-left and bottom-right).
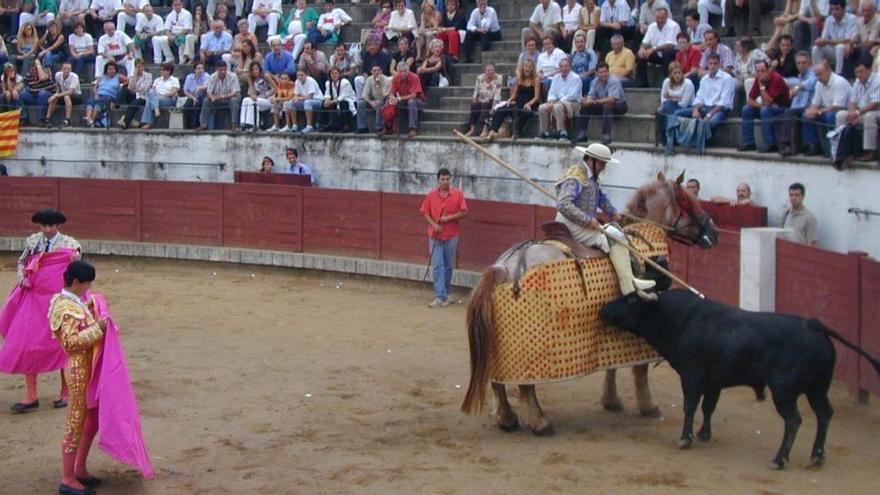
[
  {"x1": 31, "y1": 208, "x2": 67, "y2": 226},
  {"x1": 575, "y1": 143, "x2": 620, "y2": 164}
]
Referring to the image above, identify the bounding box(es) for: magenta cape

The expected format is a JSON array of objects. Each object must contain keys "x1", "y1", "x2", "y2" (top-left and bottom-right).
[
  {"x1": 0, "y1": 248, "x2": 77, "y2": 374},
  {"x1": 87, "y1": 293, "x2": 154, "y2": 479}
]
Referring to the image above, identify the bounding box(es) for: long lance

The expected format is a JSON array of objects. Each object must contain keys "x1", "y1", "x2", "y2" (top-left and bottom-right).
[{"x1": 452, "y1": 129, "x2": 705, "y2": 298}]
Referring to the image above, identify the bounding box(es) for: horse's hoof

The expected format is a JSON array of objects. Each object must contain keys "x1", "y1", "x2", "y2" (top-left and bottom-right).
[
  {"x1": 496, "y1": 414, "x2": 520, "y2": 433},
  {"x1": 678, "y1": 438, "x2": 693, "y2": 449},
  {"x1": 697, "y1": 428, "x2": 711, "y2": 441},
  {"x1": 640, "y1": 405, "x2": 662, "y2": 418},
  {"x1": 770, "y1": 459, "x2": 787, "y2": 470},
  {"x1": 807, "y1": 456, "x2": 825, "y2": 470},
  {"x1": 602, "y1": 398, "x2": 624, "y2": 412},
  {"x1": 529, "y1": 421, "x2": 555, "y2": 437}
]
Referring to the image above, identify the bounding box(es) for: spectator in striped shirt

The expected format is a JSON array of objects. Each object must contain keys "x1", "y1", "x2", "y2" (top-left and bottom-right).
[
  {"x1": 199, "y1": 63, "x2": 241, "y2": 131},
  {"x1": 835, "y1": 61, "x2": 880, "y2": 162},
  {"x1": 698, "y1": 29, "x2": 734, "y2": 77},
  {"x1": 812, "y1": 0, "x2": 858, "y2": 77},
  {"x1": 21, "y1": 58, "x2": 55, "y2": 125}
]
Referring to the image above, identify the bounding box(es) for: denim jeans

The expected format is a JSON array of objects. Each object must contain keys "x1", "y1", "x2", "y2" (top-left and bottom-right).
[
  {"x1": 741, "y1": 105, "x2": 786, "y2": 146},
  {"x1": 21, "y1": 89, "x2": 51, "y2": 120},
  {"x1": 429, "y1": 236, "x2": 459, "y2": 301},
  {"x1": 802, "y1": 111, "x2": 837, "y2": 151},
  {"x1": 141, "y1": 94, "x2": 178, "y2": 125}
]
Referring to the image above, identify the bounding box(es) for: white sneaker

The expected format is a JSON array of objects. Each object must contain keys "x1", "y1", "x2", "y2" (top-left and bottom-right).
[
  {"x1": 428, "y1": 297, "x2": 447, "y2": 308},
  {"x1": 279, "y1": 125, "x2": 290, "y2": 132},
  {"x1": 267, "y1": 125, "x2": 279, "y2": 132},
  {"x1": 290, "y1": 125, "x2": 299, "y2": 132},
  {"x1": 301, "y1": 125, "x2": 314, "y2": 134}
]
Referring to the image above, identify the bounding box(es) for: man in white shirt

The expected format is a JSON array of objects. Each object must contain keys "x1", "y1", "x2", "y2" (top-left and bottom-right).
[
  {"x1": 133, "y1": 4, "x2": 162, "y2": 63},
  {"x1": 636, "y1": 6, "x2": 680, "y2": 87},
  {"x1": 538, "y1": 58, "x2": 582, "y2": 139},
  {"x1": 462, "y1": 0, "x2": 501, "y2": 63},
  {"x1": 86, "y1": 0, "x2": 121, "y2": 36},
  {"x1": 522, "y1": 0, "x2": 563, "y2": 47},
  {"x1": 307, "y1": 0, "x2": 351, "y2": 44},
  {"x1": 46, "y1": 62, "x2": 81, "y2": 125},
  {"x1": 140, "y1": 62, "x2": 180, "y2": 129},
  {"x1": 115, "y1": 0, "x2": 145, "y2": 34},
  {"x1": 596, "y1": 0, "x2": 635, "y2": 54},
  {"x1": 153, "y1": 0, "x2": 191, "y2": 65},
  {"x1": 835, "y1": 61, "x2": 880, "y2": 162},
  {"x1": 638, "y1": 0, "x2": 668, "y2": 34},
  {"x1": 812, "y1": 0, "x2": 858, "y2": 76},
  {"x1": 247, "y1": 0, "x2": 282, "y2": 40},
  {"x1": 95, "y1": 21, "x2": 134, "y2": 78},
  {"x1": 536, "y1": 36, "x2": 567, "y2": 80},
  {"x1": 59, "y1": 0, "x2": 89, "y2": 29},
  {"x1": 674, "y1": 53, "x2": 735, "y2": 132},
  {"x1": 802, "y1": 59, "x2": 851, "y2": 155}
]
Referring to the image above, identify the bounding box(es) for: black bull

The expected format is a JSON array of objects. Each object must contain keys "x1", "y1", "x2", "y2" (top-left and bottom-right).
[{"x1": 600, "y1": 289, "x2": 880, "y2": 469}]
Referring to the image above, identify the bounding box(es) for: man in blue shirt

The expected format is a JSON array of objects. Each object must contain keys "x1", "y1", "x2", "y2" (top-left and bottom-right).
[
  {"x1": 285, "y1": 147, "x2": 314, "y2": 184},
  {"x1": 200, "y1": 20, "x2": 233, "y2": 69},
  {"x1": 777, "y1": 51, "x2": 818, "y2": 157},
  {"x1": 262, "y1": 38, "x2": 296, "y2": 85}
]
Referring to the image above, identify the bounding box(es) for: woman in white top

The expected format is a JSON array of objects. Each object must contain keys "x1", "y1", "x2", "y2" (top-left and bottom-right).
[
  {"x1": 658, "y1": 61, "x2": 695, "y2": 144},
  {"x1": 46, "y1": 62, "x2": 81, "y2": 126},
  {"x1": 117, "y1": 58, "x2": 152, "y2": 129},
  {"x1": 560, "y1": 0, "x2": 582, "y2": 51},
  {"x1": 322, "y1": 66, "x2": 357, "y2": 132},
  {"x1": 241, "y1": 61, "x2": 277, "y2": 131},
  {"x1": 387, "y1": 0, "x2": 417, "y2": 44},
  {"x1": 284, "y1": 68, "x2": 323, "y2": 134}
]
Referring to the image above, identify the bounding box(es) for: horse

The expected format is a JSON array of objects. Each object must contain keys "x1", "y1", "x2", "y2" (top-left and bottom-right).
[{"x1": 460, "y1": 171, "x2": 720, "y2": 435}]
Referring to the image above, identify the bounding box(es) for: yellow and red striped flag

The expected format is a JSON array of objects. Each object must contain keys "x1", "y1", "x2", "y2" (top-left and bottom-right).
[{"x1": 0, "y1": 109, "x2": 21, "y2": 158}]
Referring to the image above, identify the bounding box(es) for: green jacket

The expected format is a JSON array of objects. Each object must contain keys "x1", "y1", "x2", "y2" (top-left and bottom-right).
[
  {"x1": 24, "y1": 0, "x2": 57, "y2": 15},
  {"x1": 278, "y1": 7, "x2": 319, "y2": 38}
]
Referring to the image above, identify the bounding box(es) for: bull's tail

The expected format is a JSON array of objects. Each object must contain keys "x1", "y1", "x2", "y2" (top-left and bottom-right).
[
  {"x1": 809, "y1": 319, "x2": 880, "y2": 377},
  {"x1": 461, "y1": 265, "x2": 507, "y2": 415}
]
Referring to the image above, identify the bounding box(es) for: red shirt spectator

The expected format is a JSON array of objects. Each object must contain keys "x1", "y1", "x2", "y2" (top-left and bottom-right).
[
  {"x1": 675, "y1": 44, "x2": 702, "y2": 75},
  {"x1": 748, "y1": 69, "x2": 791, "y2": 107},
  {"x1": 420, "y1": 177, "x2": 467, "y2": 240},
  {"x1": 390, "y1": 71, "x2": 426, "y2": 101}
]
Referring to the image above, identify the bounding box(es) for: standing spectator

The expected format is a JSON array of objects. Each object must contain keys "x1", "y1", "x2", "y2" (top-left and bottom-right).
[
  {"x1": 181, "y1": 61, "x2": 208, "y2": 129},
  {"x1": 198, "y1": 62, "x2": 240, "y2": 130},
  {"x1": 522, "y1": 0, "x2": 563, "y2": 47},
  {"x1": 683, "y1": 9, "x2": 710, "y2": 48},
  {"x1": 45, "y1": 61, "x2": 80, "y2": 126},
  {"x1": 152, "y1": 0, "x2": 192, "y2": 65},
  {"x1": 367, "y1": 1, "x2": 392, "y2": 44},
  {"x1": 781, "y1": 183, "x2": 819, "y2": 245},
  {"x1": 596, "y1": 0, "x2": 635, "y2": 54},
  {"x1": 560, "y1": 0, "x2": 582, "y2": 51},
  {"x1": 574, "y1": 0, "x2": 600, "y2": 52},
  {"x1": 416, "y1": 38, "x2": 451, "y2": 88},
  {"x1": 21, "y1": 59, "x2": 55, "y2": 125},
  {"x1": 240, "y1": 61, "x2": 276, "y2": 131},
  {"x1": 420, "y1": 168, "x2": 467, "y2": 308},
  {"x1": 575, "y1": 62, "x2": 627, "y2": 144},
  {"x1": 247, "y1": 0, "x2": 281, "y2": 40},
  {"x1": 199, "y1": 19, "x2": 233, "y2": 69},
  {"x1": 801, "y1": 60, "x2": 851, "y2": 156},
  {"x1": 356, "y1": 64, "x2": 392, "y2": 133},
  {"x1": 115, "y1": 0, "x2": 144, "y2": 35},
  {"x1": 657, "y1": 61, "x2": 695, "y2": 144},
  {"x1": 733, "y1": 36, "x2": 769, "y2": 95},
  {"x1": 605, "y1": 34, "x2": 635, "y2": 86},
  {"x1": 835, "y1": 61, "x2": 880, "y2": 162},
  {"x1": 66, "y1": 21, "x2": 94, "y2": 75},
  {"x1": 723, "y1": 0, "x2": 769, "y2": 38},
  {"x1": 415, "y1": 0, "x2": 442, "y2": 61},
  {"x1": 95, "y1": 21, "x2": 135, "y2": 78},
  {"x1": 134, "y1": 4, "x2": 163, "y2": 63},
  {"x1": 283, "y1": 147, "x2": 313, "y2": 182},
  {"x1": 390, "y1": 36, "x2": 416, "y2": 76},
  {"x1": 36, "y1": 20, "x2": 65, "y2": 68},
  {"x1": 297, "y1": 40, "x2": 329, "y2": 87},
  {"x1": 0, "y1": 62, "x2": 23, "y2": 112},
  {"x1": 686, "y1": 178, "x2": 701, "y2": 197},
  {"x1": 308, "y1": 0, "x2": 352, "y2": 46},
  {"x1": 276, "y1": 0, "x2": 318, "y2": 60},
  {"x1": 739, "y1": 60, "x2": 791, "y2": 152},
  {"x1": 538, "y1": 57, "x2": 581, "y2": 139},
  {"x1": 382, "y1": 62, "x2": 425, "y2": 137},
  {"x1": 570, "y1": 32, "x2": 597, "y2": 93},
  {"x1": 675, "y1": 32, "x2": 702, "y2": 88},
  {"x1": 329, "y1": 43, "x2": 357, "y2": 80},
  {"x1": 698, "y1": 29, "x2": 735, "y2": 77},
  {"x1": 268, "y1": 71, "x2": 294, "y2": 131},
  {"x1": 464, "y1": 61, "x2": 501, "y2": 137},
  {"x1": 16, "y1": 22, "x2": 39, "y2": 74},
  {"x1": 262, "y1": 38, "x2": 295, "y2": 85},
  {"x1": 770, "y1": 34, "x2": 799, "y2": 83},
  {"x1": 83, "y1": 60, "x2": 123, "y2": 127},
  {"x1": 139, "y1": 62, "x2": 179, "y2": 130},
  {"x1": 387, "y1": 0, "x2": 417, "y2": 45},
  {"x1": 85, "y1": 0, "x2": 120, "y2": 37},
  {"x1": 116, "y1": 56, "x2": 150, "y2": 129},
  {"x1": 853, "y1": 0, "x2": 880, "y2": 68},
  {"x1": 536, "y1": 35, "x2": 566, "y2": 87},
  {"x1": 462, "y1": 0, "x2": 501, "y2": 64},
  {"x1": 638, "y1": 0, "x2": 669, "y2": 35},
  {"x1": 321, "y1": 65, "x2": 355, "y2": 132},
  {"x1": 285, "y1": 67, "x2": 322, "y2": 133},
  {"x1": 674, "y1": 53, "x2": 735, "y2": 136},
  {"x1": 436, "y1": 0, "x2": 466, "y2": 61},
  {"x1": 19, "y1": 0, "x2": 57, "y2": 29},
  {"x1": 488, "y1": 59, "x2": 541, "y2": 141},
  {"x1": 354, "y1": 36, "x2": 391, "y2": 96},
  {"x1": 777, "y1": 51, "x2": 817, "y2": 157},
  {"x1": 636, "y1": 6, "x2": 680, "y2": 88},
  {"x1": 812, "y1": 0, "x2": 857, "y2": 76}
]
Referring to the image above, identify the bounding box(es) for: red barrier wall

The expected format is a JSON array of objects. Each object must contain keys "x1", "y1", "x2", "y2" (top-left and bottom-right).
[
  {"x1": 0, "y1": 177, "x2": 60, "y2": 235},
  {"x1": 141, "y1": 182, "x2": 223, "y2": 245},
  {"x1": 859, "y1": 257, "x2": 880, "y2": 397},
  {"x1": 700, "y1": 202, "x2": 768, "y2": 230},
  {"x1": 222, "y1": 184, "x2": 303, "y2": 251},
  {"x1": 302, "y1": 188, "x2": 381, "y2": 259},
  {"x1": 685, "y1": 230, "x2": 740, "y2": 306}
]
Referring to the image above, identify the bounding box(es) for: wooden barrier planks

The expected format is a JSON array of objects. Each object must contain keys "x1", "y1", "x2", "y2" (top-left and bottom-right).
[
  {"x1": 686, "y1": 230, "x2": 740, "y2": 305},
  {"x1": 859, "y1": 257, "x2": 880, "y2": 397},
  {"x1": 0, "y1": 177, "x2": 59, "y2": 235},
  {"x1": 302, "y1": 188, "x2": 381, "y2": 258},
  {"x1": 222, "y1": 183, "x2": 303, "y2": 251},
  {"x1": 457, "y1": 199, "x2": 536, "y2": 271},
  {"x1": 380, "y1": 192, "x2": 429, "y2": 264},
  {"x1": 59, "y1": 179, "x2": 140, "y2": 241},
  {"x1": 141, "y1": 181, "x2": 223, "y2": 245}
]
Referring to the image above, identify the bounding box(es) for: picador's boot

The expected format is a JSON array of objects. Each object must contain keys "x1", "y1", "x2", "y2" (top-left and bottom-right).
[{"x1": 609, "y1": 243, "x2": 655, "y2": 296}]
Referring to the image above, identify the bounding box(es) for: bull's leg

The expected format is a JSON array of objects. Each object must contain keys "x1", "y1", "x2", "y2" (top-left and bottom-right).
[
  {"x1": 770, "y1": 394, "x2": 803, "y2": 470},
  {"x1": 492, "y1": 383, "x2": 520, "y2": 432},
  {"x1": 633, "y1": 365, "x2": 661, "y2": 417},
  {"x1": 697, "y1": 389, "x2": 721, "y2": 441},
  {"x1": 678, "y1": 382, "x2": 702, "y2": 449},
  {"x1": 602, "y1": 369, "x2": 624, "y2": 412},
  {"x1": 805, "y1": 387, "x2": 834, "y2": 469},
  {"x1": 519, "y1": 384, "x2": 554, "y2": 436}
]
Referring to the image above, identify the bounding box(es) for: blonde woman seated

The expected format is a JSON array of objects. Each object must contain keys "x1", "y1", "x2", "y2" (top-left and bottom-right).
[
  {"x1": 488, "y1": 59, "x2": 542, "y2": 141},
  {"x1": 657, "y1": 62, "x2": 695, "y2": 145}
]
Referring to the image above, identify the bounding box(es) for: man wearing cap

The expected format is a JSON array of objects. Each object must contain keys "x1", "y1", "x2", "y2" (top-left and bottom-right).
[{"x1": 555, "y1": 144, "x2": 655, "y2": 297}]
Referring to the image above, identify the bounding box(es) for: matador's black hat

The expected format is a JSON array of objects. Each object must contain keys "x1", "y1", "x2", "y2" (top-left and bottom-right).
[{"x1": 31, "y1": 209, "x2": 67, "y2": 226}]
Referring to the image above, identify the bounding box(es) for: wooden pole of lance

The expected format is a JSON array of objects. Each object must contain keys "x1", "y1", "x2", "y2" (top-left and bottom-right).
[{"x1": 452, "y1": 129, "x2": 705, "y2": 298}]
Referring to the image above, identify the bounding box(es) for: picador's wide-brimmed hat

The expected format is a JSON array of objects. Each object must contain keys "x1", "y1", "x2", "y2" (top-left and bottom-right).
[
  {"x1": 31, "y1": 208, "x2": 67, "y2": 226},
  {"x1": 575, "y1": 143, "x2": 620, "y2": 164}
]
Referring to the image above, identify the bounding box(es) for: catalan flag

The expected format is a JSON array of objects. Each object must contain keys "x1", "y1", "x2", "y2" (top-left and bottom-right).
[{"x1": 0, "y1": 109, "x2": 21, "y2": 158}]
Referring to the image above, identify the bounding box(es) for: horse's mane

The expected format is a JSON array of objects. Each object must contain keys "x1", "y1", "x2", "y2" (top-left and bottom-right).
[{"x1": 626, "y1": 179, "x2": 705, "y2": 218}]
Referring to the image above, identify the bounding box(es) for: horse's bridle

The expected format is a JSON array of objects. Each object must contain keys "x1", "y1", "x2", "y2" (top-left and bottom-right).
[{"x1": 665, "y1": 182, "x2": 713, "y2": 246}]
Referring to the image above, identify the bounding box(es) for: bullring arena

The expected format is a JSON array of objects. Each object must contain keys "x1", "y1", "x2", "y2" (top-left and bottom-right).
[{"x1": 1, "y1": 256, "x2": 880, "y2": 494}]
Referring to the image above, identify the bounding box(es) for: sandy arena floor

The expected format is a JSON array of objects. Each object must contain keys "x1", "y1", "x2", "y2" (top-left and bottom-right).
[{"x1": 0, "y1": 255, "x2": 879, "y2": 495}]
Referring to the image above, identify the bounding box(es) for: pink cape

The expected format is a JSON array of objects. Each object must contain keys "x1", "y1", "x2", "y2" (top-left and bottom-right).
[
  {"x1": 87, "y1": 293, "x2": 154, "y2": 479},
  {"x1": 0, "y1": 248, "x2": 77, "y2": 374}
]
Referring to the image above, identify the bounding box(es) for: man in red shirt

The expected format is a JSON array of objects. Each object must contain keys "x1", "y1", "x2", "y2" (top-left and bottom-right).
[
  {"x1": 419, "y1": 168, "x2": 468, "y2": 308},
  {"x1": 739, "y1": 60, "x2": 791, "y2": 153},
  {"x1": 674, "y1": 32, "x2": 702, "y2": 89},
  {"x1": 381, "y1": 62, "x2": 426, "y2": 138}
]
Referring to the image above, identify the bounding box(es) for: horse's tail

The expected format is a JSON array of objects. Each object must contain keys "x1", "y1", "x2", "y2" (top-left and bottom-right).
[{"x1": 461, "y1": 264, "x2": 507, "y2": 415}]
